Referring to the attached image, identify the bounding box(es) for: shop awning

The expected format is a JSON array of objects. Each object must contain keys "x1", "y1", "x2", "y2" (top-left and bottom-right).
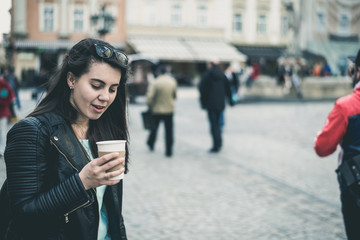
[
  {"x1": 235, "y1": 45, "x2": 286, "y2": 60},
  {"x1": 127, "y1": 35, "x2": 247, "y2": 62},
  {"x1": 15, "y1": 40, "x2": 125, "y2": 50}
]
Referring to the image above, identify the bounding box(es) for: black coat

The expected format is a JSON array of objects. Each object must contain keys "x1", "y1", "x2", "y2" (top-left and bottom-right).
[
  {"x1": 3, "y1": 112, "x2": 127, "y2": 240},
  {"x1": 199, "y1": 66, "x2": 233, "y2": 111}
]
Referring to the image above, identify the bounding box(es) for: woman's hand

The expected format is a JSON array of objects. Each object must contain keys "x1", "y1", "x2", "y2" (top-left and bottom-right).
[{"x1": 79, "y1": 152, "x2": 125, "y2": 190}]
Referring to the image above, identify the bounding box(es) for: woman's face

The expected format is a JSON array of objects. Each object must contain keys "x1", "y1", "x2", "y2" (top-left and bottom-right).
[{"x1": 68, "y1": 62, "x2": 122, "y2": 123}]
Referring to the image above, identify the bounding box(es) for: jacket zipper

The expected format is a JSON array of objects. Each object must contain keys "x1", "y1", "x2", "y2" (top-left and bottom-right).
[
  {"x1": 50, "y1": 139, "x2": 95, "y2": 224},
  {"x1": 64, "y1": 200, "x2": 91, "y2": 223}
]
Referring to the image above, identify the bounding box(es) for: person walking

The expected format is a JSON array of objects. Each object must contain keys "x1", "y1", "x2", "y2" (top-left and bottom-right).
[
  {"x1": 199, "y1": 60, "x2": 234, "y2": 153},
  {"x1": 245, "y1": 60, "x2": 261, "y2": 88},
  {"x1": 1, "y1": 38, "x2": 129, "y2": 239},
  {"x1": 4, "y1": 66, "x2": 21, "y2": 123},
  {"x1": 146, "y1": 64, "x2": 177, "y2": 157},
  {"x1": 0, "y1": 76, "x2": 15, "y2": 156},
  {"x1": 314, "y1": 49, "x2": 360, "y2": 240}
]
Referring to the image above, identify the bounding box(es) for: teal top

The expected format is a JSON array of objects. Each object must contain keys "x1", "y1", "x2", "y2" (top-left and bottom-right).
[{"x1": 79, "y1": 139, "x2": 111, "y2": 240}]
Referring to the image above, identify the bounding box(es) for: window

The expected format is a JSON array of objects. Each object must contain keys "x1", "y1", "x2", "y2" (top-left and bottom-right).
[
  {"x1": 257, "y1": 15, "x2": 267, "y2": 35},
  {"x1": 233, "y1": 13, "x2": 242, "y2": 33},
  {"x1": 197, "y1": 5, "x2": 207, "y2": 26},
  {"x1": 144, "y1": 5, "x2": 156, "y2": 25},
  {"x1": 74, "y1": 9, "x2": 84, "y2": 32},
  {"x1": 281, "y1": 16, "x2": 288, "y2": 36},
  {"x1": 44, "y1": 7, "x2": 54, "y2": 32},
  {"x1": 316, "y1": 11, "x2": 326, "y2": 33},
  {"x1": 339, "y1": 13, "x2": 350, "y2": 35},
  {"x1": 171, "y1": 4, "x2": 182, "y2": 26}
]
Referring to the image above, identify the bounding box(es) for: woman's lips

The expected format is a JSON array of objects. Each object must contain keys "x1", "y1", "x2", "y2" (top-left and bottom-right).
[{"x1": 92, "y1": 104, "x2": 106, "y2": 113}]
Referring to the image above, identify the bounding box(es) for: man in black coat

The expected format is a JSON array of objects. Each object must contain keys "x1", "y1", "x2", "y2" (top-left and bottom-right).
[{"x1": 199, "y1": 60, "x2": 234, "y2": 153}]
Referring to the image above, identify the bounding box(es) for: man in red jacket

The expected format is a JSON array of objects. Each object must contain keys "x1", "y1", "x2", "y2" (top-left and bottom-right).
[
  {"x1": 314, "y1": 49, "x2": 360, "y2": 240},
  {"x1": 0, "y1": 76, "x2": 15, "y2": 155}
]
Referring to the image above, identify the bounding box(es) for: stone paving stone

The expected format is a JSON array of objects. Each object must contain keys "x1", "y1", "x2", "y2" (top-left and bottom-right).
[
  {"x1": 0, "y1": 88, "x2": 348, "y2": 239},
  {"x1": 123, "y1": 89, "x2": 346, "y2": 239}
]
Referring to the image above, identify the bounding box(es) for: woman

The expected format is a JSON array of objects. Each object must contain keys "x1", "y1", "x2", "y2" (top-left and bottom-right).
[{"x1": 3, "y1": 38, "x2": 129, "y2": 239}]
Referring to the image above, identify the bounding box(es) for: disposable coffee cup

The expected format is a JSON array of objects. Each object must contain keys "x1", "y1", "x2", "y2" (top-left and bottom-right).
[{"x1": 96, "y1": 140, "x2": 126, "y2": 180}]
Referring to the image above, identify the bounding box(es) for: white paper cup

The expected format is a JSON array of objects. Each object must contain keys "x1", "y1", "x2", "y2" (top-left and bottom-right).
[{"x1": 96, "y1": 140, "x2": 126, "y2": 180}]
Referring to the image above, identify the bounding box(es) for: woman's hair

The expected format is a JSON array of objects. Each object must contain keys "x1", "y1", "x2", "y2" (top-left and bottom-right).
[{"x1": 29, "y1": 38, "x2": 130, "y2": 172}]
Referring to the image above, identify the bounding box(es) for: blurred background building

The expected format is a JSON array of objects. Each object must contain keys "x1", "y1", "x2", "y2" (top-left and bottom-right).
[
  {"x1": 8, "y1": 0, "x2": 126, "y2": 86},
  {"x1": 1, "y1": 0, "x2": 360, "y2": 91},
  {"x1": 300, "y1": 0, "x2": 360, "y2": 76}
]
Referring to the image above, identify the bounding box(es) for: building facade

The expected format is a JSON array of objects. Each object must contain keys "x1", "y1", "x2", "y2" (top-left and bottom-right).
[
  {"x1": 10, "y1": 0, "x2": 126, "y2": 85},
  {"x1": 300, "y1": 0, "x2": 360, "y2": 75},
  {"x1": 125, "y1": 0, "x2": 247, "y2": 85},
  {"x1": 126, "y1": 0, "x2": 303, "y2": 79},
  {"x1": 227, "y1": 0, "x2": 292, "y2": 75},
  {"x1": 9, "y1": 0, "x2": 360, "y2": 85}
]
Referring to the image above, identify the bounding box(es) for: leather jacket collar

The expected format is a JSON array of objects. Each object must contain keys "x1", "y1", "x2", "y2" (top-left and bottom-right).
[{"x1": 37, "y1": 112, "x2": 90, "y2": 172}]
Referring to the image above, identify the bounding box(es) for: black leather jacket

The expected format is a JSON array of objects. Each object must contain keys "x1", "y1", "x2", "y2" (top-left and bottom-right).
[{"x1": 4, "y1": 112, "x2": 127, "y2": 240}]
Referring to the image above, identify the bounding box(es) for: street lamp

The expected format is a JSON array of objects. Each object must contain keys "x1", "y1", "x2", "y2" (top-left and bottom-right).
[{"x1": 91, "y1": 5, "x2": 115, "y2": 37}]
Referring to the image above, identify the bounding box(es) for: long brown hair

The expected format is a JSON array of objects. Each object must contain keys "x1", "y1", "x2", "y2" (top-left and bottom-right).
[{"x1": 29, "y1": 38, "x2": 130, "y2": 172}]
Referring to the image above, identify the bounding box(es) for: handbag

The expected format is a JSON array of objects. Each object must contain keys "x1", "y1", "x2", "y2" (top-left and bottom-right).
[
  {"x1": 336, "y1": 155, "x2": 360, "y2": 188},
  {"x1": 141, "y1": 110, "x2": 155, "y2": 130},
  {"x1": 336, "y1": 155, "x2": 360, "y2": 206}
]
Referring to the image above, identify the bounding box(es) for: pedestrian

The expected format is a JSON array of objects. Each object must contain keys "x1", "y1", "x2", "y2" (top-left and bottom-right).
[
  {"x1": 245, "y1": 59, "x2": 261, "y2": 88},
  {"x1": 279, "y1": 58, "x2": 293, "y2": 94},
  {"x1": 0, "y1": 76, "x2": 15, "y2": 156},
  {"x1": 291, "y1": 58, "x2": 304, "y2": 99},
  {"x1": 1, "y1": 38, "x2": 129, "y2": 239},
  {"x1": 146, "y1": 64, "x2": 177, "y2": 157},
  {"x1": 33, "y1": 68, "x2": 49, "y2": 102},
  {"x1": 314, "y1": 48, "x2": 360, "y2": 240},
  {"x1": 224, "y1": 63, "x2": 240, "y2": 103},
  {"x1": 199, "y1": 60, "x2": 234, "y2": 153},
  {"x1": 4, "y1": 66, "x2": 21, "y2": 123}
]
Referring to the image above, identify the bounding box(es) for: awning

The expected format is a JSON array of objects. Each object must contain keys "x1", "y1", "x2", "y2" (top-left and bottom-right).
[
  {"x1": 235, "y1": 45, "x2": 286, "y2": 60},
  {"x1": 127, "y1": 35, "x2": 247, "y2": 62},
  {"x1": 15, "y1": 40, "x2": 125, "y2": 50}
]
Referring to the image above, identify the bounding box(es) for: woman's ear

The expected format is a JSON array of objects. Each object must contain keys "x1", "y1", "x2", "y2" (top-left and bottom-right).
[{"x1": 67, "y1": 72, "x2": 75, "y2": 89}]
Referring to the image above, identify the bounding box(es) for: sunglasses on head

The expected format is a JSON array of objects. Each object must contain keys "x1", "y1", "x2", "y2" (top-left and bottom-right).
[{"x1": 94, "y1": 44, "x2": 128, "y2": 67}]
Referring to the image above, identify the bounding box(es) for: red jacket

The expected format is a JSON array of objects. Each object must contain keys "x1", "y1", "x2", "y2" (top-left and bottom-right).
[
  {"x1": 0, "y1": 77, "x2": 15, "y2": 119},
  {"x1": 314, "y1": 86, "x2": 360, "y2": 163}
]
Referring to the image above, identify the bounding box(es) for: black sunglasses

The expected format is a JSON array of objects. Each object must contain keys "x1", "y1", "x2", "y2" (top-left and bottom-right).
[{"x1": 94, "y1": 44, "x2": 128, "y2": 67}]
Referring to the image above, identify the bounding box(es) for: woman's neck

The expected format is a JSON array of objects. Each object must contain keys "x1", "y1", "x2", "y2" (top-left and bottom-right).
[{"x1": 71, "y1": 119, "x2": 89, "y2": 139}]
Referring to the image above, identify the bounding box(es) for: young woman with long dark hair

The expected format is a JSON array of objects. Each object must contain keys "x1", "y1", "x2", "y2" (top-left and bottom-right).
[{"x1": 3, "y1": 38, "x2": 129, "y2": 239}]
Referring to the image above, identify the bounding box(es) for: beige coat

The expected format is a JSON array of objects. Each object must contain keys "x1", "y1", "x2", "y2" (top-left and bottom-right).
[{"x1": 146, "y1": 74, "x2": 177, "y2": 114}]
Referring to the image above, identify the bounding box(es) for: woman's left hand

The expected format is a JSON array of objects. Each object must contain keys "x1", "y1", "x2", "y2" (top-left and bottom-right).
[{"x1": 78, "y1": 152, "x2": 125, "y2": 190}]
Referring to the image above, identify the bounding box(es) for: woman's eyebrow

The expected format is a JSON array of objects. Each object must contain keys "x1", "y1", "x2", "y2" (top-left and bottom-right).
[{"x1": 90, "y1": 78, "x2": 119, "y2": 87}]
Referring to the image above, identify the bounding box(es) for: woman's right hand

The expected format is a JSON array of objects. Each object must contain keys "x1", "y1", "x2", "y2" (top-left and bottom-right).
[{"x1": 79, "y1": 152, "x2": 125, "y2": 190}]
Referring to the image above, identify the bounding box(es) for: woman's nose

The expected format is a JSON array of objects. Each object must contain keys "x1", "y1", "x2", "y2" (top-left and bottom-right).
[{"x1": 98, "y1": 90, "x2": 110, "y2": 101}]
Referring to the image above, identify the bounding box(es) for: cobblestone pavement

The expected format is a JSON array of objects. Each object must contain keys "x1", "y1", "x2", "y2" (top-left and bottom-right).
[{"x1": 0, "y1": 88, "x2": 347, "y2": 239}]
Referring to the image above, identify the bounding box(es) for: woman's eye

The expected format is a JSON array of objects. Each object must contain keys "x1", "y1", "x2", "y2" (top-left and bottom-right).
[
  {"x1": 109, "y1": 88, "x2": 117, "y2": 93},
  {"x1": 92, "y1": 85, "x2": 101, "y2": 89}
]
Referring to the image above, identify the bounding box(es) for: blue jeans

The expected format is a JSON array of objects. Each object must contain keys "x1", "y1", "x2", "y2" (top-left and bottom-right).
[{"x1": 338, "y1": 174, "x2": 360, "y2": 239}]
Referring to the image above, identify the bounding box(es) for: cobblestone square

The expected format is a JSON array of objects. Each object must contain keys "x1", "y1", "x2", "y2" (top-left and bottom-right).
[{"x1": 0, "y1": 88, "x2": 347, "y2": 239}]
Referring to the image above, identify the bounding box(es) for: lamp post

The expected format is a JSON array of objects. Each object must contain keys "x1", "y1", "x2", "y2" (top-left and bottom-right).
[{"x1": 91, "y1": 5, "x2": 115, "y2": 37}]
